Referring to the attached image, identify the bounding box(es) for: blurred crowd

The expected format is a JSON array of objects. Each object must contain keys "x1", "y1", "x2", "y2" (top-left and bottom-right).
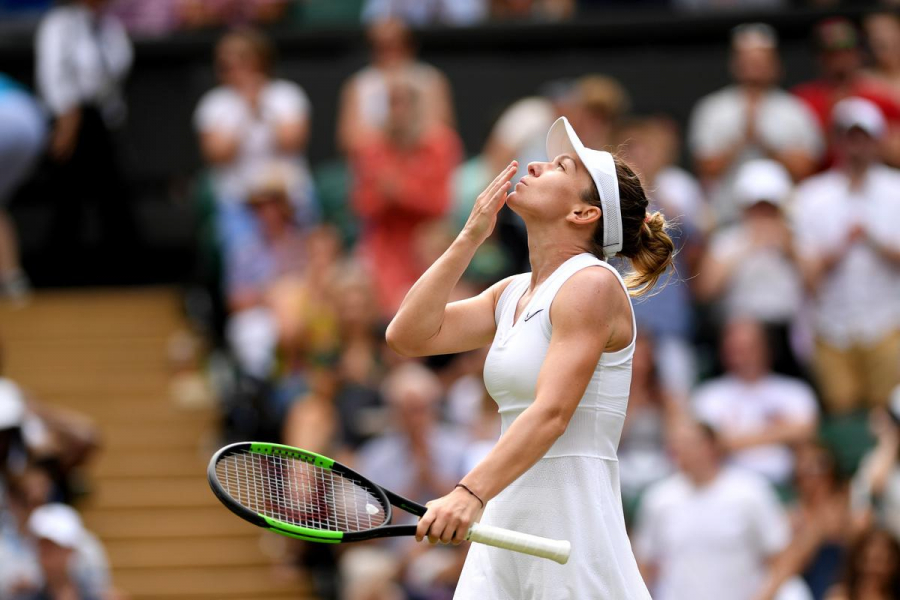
[
  {"x1": 1, "y1": 1, "x2": 900, "y2": 599},
  {"x1": 1, "y1": 0, "x2": 900, "y2": 35}
]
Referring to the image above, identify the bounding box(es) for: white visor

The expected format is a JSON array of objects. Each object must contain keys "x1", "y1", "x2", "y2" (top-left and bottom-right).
[{"x1": 546, "y1": 116, "x2": 622, "y2": 258}]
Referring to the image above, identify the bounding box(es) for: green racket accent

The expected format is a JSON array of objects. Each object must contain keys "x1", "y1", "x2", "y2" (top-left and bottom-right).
[
  {"x1": 249, "y1": 442, "x2": 334, "y2": 470},
  {"x1": 263, "y1": 517, "x2": 344, "y2": 543}
]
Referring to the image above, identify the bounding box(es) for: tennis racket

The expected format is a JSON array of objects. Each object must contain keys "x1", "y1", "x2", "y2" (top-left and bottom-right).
[{"x1": 207, "y1": 441, "x2": 571, "y2": 564}]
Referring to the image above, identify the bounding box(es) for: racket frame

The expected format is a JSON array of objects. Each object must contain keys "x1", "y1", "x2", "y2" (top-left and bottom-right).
[{"x1": 207, "y1": 441, "x2": 428, "y2": 543}]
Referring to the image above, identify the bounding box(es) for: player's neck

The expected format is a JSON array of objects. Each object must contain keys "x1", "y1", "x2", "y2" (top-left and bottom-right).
[{"x1": 526, "y1": 236, "x2": 591, "y2": 287}]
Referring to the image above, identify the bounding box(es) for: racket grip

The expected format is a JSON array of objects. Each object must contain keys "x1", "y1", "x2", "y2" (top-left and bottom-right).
[{"x1": 466, "y1": 522, "x2": 571, "y2": 565}]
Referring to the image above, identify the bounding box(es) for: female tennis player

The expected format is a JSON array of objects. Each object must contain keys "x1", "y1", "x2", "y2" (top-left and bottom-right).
[{"x1": 386, "y1": 116, "x2": 673, "y2": 598}]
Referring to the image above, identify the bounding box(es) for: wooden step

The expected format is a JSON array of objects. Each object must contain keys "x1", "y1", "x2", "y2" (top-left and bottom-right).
[
  {"x1": 83, "y1": 506, "x2": 254, "y2": 540},
  {"x1": 104, "y1": 535, "x2": 278, "y2": 569},
  {"x1": 90, "y1": 449, "x2": 210, "y2": 479},
  {"x1": 85, "y1": 476, "x2": 219, "y2": 510},
  {"x1": 112, "y1": 565, "x2": 312, "y2": 598},
  {"x1": 99, "y1": 425, "x2": 215, "y2": 451}
]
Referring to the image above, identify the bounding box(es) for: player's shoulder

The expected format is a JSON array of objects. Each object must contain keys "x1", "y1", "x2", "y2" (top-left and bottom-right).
[{"x1": 554, "y1": 265, "x2": 625, "y2": 323}]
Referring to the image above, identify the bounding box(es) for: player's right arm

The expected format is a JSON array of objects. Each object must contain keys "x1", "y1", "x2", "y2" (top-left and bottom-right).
[{"x1": 386, "y1": 161, "x2": 518, "y2": 357}]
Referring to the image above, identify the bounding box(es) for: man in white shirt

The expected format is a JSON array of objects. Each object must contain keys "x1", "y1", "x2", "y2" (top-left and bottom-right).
[
  {"x1": 194, "y1": 29, "x2": 317, "y2": 255},
  {"x1": 793, "y1": 97, "x2": 900, "y2": 414},
  {"x1": 36, "y1": 0, "x2": 138, "y2": 266},
  {"x1": 635, "y1": 420, "x2": 811, "y2": 600},
  {"x1": 693, "y1": 319, "x2": 819, "y2": 486},
  {"x1": 688, "y1": 23, "x2": 822, "y2": 225}
]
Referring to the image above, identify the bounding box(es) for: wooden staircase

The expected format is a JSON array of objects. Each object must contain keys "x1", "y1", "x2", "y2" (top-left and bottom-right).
[{"x1": 0, "y1": 288, "x2": 313, "y2": 600}]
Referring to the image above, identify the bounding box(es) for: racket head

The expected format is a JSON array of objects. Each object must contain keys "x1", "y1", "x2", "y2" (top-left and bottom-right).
[{"x1": 207, "y1": 442, "x2": 394, "y2": 543}]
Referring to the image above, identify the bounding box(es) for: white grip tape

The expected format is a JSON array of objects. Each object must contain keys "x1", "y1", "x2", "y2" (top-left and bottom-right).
[{"x1": 466, "y1": 522, "x2": 571, "y2": 564}]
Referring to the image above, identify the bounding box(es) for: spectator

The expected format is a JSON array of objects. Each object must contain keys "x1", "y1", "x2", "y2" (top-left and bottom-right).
[
  {"x1": 1, "y1": 479, "x2": 112, "y2": 600},
  {"x1": 361, "y1": 0, "x2": 488, "y2": 26},
  {"x1": 758, "y1": 443, "x2": 854, "y2": 600},
  {"x1": 224, "y1": 164, "x2": 312, "y2": 381},
  {"x1": 634, "y1": 420, "x2": 811, "y2": 600},
  {"x1": 35, "y1": 0, "x2": 139, "y2": 271},
  {"x1": 793, "y1": 97, "x2": 900, "y2": 414},
  {"x1": 850, "y1": 387, "x2": 900, "y2": 541},
  {"x1": 356, "y1": 362, "x2": 466, "y2": 504},
  {"x1": 618, "y1": 334, "x2": 679, "y2": 518},
  {"x1": 337, "y1": 17, "x2": 455, "y2": 155},
  {"x1": 695, "y1": 159, "x2": 804, "y2": 376},
  {"x1": 194, "y1": 28, "x2": 316, "y2": 253},
  {"x1": 693, "y1": 319, "x2": 819, "y2": 487},
  {"x1": 688, "y1": 22, "x2": 822, "y2": 225},
  {"x1": 618, "y1": 116, "x2": 704, "y2": 396},
  {"x1": 0, "y1": 379, "x2": 27, "y2": 490},
  {"x1": 0, "y1": 74, "x2": 45, "y2": 302},
  {"x1": 350, "y1": 74, "x2": 462, "y2": 316},
  {"x1": 863, "y1": 11, "x2": 900, "y2": 102},
  {"x1": 792, "y1": 17, "x2": 900, "y2": 168},
  {"x1": 825, "y1": 527, "x2": 900, "y2": 600},
  {"x1": 346, "y1": 362, "x2": 469, "y2": 599}
]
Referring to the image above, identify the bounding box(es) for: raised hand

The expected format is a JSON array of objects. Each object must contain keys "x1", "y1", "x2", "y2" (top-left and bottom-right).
[{"x1": 461, "y1": 161, "x2": 518, "y2": 246}]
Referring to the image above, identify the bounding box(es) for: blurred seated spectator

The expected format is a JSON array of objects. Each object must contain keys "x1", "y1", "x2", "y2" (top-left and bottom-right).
[
  {"x1": 792, "y1": 17, "x2": 900, "y2": 168},
  {"x1": 693, "y1": 319, "x2": 819, "y2": 487},
  {"x1": 850, "y1": 387, "x2": 900, "y2": 541},
  {"x1": 224, "y1": 165, "x2": 312, "y2": 380},
  {"x1": 194, "y1": 28, "x2": 316, "y2": 253},
  {"x1": 863, "y1": 11, "x2": 900, "y2": 102},
  {"x1": 0, "y1": 74, "x2": 45, "y2": 302},
  {"x1": 283, "y1": 267, "x2": 389, "y2": 457},
  {"x1": 618, "y1": 334, "x2": 679, "y2": 520},
  {"x1": 350, "y1": 74, "x2": 461, "y2": 317},
  {"x1": 618, "y1": 116, "x2": 704, "y2": 396},
  {"x1": 824, "y1": 527, "x2": 900, "y2": 600},
  {"x1": 362, "y1": 0, "x2": 488, "y2": 26},
  {"x1": 759, "y1": 443, "x2": 854, "y2": 600},
  {"x1": 634, "y1": 420, "x2": 812, "y2": 600},
  {"x1": 689, "y1": 23, "x2": 822, "y2": 226},
  {"x1": 792, "y1": 98, "x2": 900, "y2": 414},
  {"x1": 337, "y1": 18, "x2": 455, "y2": 155},
  {"x1": 36, "y1": 0, "x2": 139, "y2": 269},
  {"x1": 344, "y1": 362, "x2": 469, "y2": 598},
  {"x1": 356, "y1": 362, "x2": 467, "y2": 504},
  {"x1": 0, "y1": 364, "x2": 100, "y2": 505},
  {"x1": 696, "y1": 159, "x2": 804, "y2": 377},
  {"x1": 1, "y1": 467, "x2": 111, "y2": 600}
]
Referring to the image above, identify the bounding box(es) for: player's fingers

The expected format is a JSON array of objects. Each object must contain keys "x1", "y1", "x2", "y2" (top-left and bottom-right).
[
  {"x1": 488, "y1": 161, "x2": 519, "y2": 189},
  {"x1": 416, "y1": 511, "x2": 435, "y2": 543},
  {"x1": 489, "y1": 181, "x2": 511, "y2": 208},
  {"x1": 451, "y1": 524, "x2": 469, "y2": 545},
  {"x1": 427, "y1": 513, "x2": 449, "y2": 544},
  {"x1": 480, "y1": 162, "x2": 517, "y2": 203},
  {"x1": 439, "y1": 523, "x2": 455, "y2": 544}
]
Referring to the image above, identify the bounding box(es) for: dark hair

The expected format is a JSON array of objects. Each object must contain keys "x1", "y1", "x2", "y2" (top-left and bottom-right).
[
  {"x1": 580, "y1": 157, "x2": 675, "y2": 297},
  {"x1": 217, "y1": 27, "x2": 275, "y2": 75},
  {"x1": 842, "y1": 527, "x2": 900, "y2": 599}
]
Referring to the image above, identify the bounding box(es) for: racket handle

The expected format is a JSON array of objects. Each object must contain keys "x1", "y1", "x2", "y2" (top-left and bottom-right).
[{"x1": 466, "y1": 522, "x2": 571, "y2": 565}]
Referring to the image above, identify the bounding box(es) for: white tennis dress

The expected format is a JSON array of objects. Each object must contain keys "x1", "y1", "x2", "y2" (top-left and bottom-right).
[{"x1": 454, "y1": 253, "x2": 652, "y2": 600}]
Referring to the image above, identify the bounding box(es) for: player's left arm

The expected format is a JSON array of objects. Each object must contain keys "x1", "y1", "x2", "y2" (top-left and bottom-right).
[{"x1": 416, "y1": 268, "x2": 628, "y2": 544}]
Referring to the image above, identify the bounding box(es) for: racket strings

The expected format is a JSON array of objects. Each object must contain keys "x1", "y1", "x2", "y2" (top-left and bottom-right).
[{"x1": 216, "y1": 450, "x2": 387, "y2": 532}]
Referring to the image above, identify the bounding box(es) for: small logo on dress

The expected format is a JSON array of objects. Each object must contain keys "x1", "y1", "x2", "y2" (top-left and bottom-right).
[{"x1": 523, "y1": 309, "x2": 543, "y2": 322}]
